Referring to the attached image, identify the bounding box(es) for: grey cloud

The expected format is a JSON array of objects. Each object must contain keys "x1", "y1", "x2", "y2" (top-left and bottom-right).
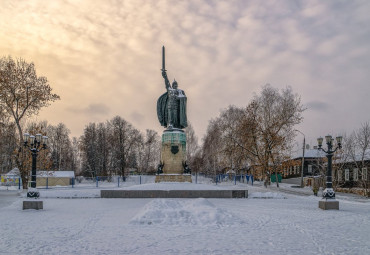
[
  {"x1": 85, "y1": 104, "x2": 110, "y2": 115},
  {"x1": 2, "y1": 0, "x2": 370, "y2": 142},
  {"x1": 67, "y1": 103, "x2": 110, "y2": 116},
  {"x1": 130, "y1": 111, "x2": 144, "y2": 125},
  {"x1": 306, "y1": 100, "x2": 329, "y2": 111}
]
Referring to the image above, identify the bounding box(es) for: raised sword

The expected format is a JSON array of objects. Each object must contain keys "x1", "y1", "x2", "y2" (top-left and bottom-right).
[{"x1": 161, "y1": 45, "x2": 166, "y2": 72}]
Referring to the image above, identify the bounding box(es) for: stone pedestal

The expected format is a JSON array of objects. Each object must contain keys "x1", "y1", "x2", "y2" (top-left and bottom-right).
[
  {"x1": 23, "y1": 200, "x2": 43, "y2": 210},
  {"x1": 161, "y1": 129, "x2": 186, "y2": 174},
  {"x1": 319, "y1": 199, "x2": 339, "y2": 210},
  {"x1": 156, "y1": 129, "x2": 191, "y2": 183}
]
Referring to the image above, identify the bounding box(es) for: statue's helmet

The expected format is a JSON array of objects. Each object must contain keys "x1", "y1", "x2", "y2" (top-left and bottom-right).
[{"x1": 172, "y1": 79, "x2": 178, "y2": 88}]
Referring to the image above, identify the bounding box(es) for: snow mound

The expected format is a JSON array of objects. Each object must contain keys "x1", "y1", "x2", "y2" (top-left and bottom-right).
[
  {"x1": 129, "y1": 198, "x2": 244, "y2": 226},
  {"x1": 249, "y1": 192, "x2": 286, "y2": 199}
]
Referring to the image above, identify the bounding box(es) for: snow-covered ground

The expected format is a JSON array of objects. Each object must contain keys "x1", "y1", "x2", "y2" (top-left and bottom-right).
[{"x1": 1, "y1": 181, "x2": 370, "y2": 255}]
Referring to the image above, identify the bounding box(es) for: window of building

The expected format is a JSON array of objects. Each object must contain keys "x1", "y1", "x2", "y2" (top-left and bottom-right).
[
  {"x1": 308, "y1": 165, "x2": 312, "y2": 174},
  {"x1": 345, "y1": 169, "x2": 349, "y2": 181},
  {"x1": 338, "y1": 170, "x2": 342, "y2": 182},
  {"x1": 362, "y1": 168, "x2": 368, "y2": 181},
  {"x1": 353, "y1": 168, "x2": 358, "y2": 181}
]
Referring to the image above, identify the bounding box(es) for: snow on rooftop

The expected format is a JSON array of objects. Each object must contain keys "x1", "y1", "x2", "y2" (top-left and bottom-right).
[
  {"x1": 334, "y1": 149, "x2": 370, "y2": 163},
  {"x1": 4, "y1": 168, "x2": 20, "y2": 176},
  {"x1": 37, "y1": 171, "x2": 75, "y2": 178},
  {"x1": 292, "y1": 149, "x2": 326, "y2": 159}
]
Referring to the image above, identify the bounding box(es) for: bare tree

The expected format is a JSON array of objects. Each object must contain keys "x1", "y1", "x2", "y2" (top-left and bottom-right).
[
  {"x1": 0, "y1": 56, "x2": 60, "y2": 187},
  {"x1": 140, "y1": 129, "x2": 160, "y2": 174},
  {"x1": 200, "y1": 85, "x2": 304, "y2": 187},
  {"x1": 80, "y1": 122, "x2": 111, "y2": 177},
  {"x1": 70, "y1": 137, "x2": 81, "y2": 174},
  {"x1": 241, "y1": 85, "x2": 304, "y2": 187},
  {"x1": 201, "y1": 119, "x2": 224, "y2": 176},
  {"x1": 107, "y1": 116, "x2": 142, "y2": 178},
  {"x1": 46, "y1": 123, "x2": 74, "y2": 171},
  {"x1": 79, "y1": 116, "x2": 144, "y2": 178},
  {"x1": 0, "y1": 119, "x2": 17, "y2": 174},
  {"x1": 185, "y1": 122, "x2": 199, "y2": 169},
  {"x1": 345, "y1": 122, "x2": 370, "y2": 194},
  {"x1": 332, "y1": 133, "x2": 350, "y2": 189},
  {"x1": 218, "y1": 106, "x2": 248, "y2": 176},
  {"x1": 96, "y1": 122, "x2": 110, "y2": 176},
  {"x1": 80, "y1": 123, "x2": 99, "y2": 177}
]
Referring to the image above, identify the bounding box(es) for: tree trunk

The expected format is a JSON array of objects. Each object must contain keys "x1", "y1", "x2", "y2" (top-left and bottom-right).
[
  {"x1": 15, "y1": 120, "x2": 29, "y2": 189},
  {"x1": 275, "y1": 171, "x2": 279, "y2": 188}
]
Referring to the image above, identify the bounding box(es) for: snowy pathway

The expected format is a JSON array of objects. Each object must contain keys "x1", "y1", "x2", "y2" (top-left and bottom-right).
[{"x1": 1, "y1": 183, "x2": 369, "y2": 255}]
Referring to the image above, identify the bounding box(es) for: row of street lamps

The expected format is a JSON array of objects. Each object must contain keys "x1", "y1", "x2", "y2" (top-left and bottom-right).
[{"x1": 23, "y1": 130, "x2": 342, "y2": 209}]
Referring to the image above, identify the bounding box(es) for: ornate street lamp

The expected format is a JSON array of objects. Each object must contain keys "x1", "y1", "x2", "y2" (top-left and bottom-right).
[
  {"x1": 23, "y1": 133, "x2": 48, "y2": 198},
  {"x1": 317, "y1": 134, "x2": 342, "y2": 210}
]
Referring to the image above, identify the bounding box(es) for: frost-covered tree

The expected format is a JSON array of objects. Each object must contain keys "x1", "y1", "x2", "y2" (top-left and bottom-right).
[
  {"x1": 201, "y1": 119, "x2": 224, "y2": 176},
  {"x1": 185, "y1": 122, "x2": 199, "y2": 169},
  {"x1": 80, "y1": 122, "x2": 112, "y2": 177},
  {"x1": 80, "y1": 123, "x2": 99, "y2": 177},
  {"x1": 137, "y1": 129, "x2": 160, "y2": 174},
  {"x1": 79, "y1": 116, "x2": 143, "y2": 178},
  {"x1": 46, "y1": 123, "x2": 74, "y2": 171},
  {"x1": 70, "y1": 137, "x2": 81, "y2": 174},
  {"x1": 107, "y1": 116, "x2": 142, "y2": 177},
  {"x1": 95, "y1": 122, "x2": 110, "y2": 176}
]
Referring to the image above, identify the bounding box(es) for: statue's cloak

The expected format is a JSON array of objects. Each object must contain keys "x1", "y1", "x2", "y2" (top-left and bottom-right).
[
  {"x1": 157, "y1": 92, "x2": 187, "y2": 129},
  {"x1": 157, "y1": 92, "x2": 169, "y2": 127},
  {"x1": 179, "y1": 95, "x2": 188, "y2": 128}
]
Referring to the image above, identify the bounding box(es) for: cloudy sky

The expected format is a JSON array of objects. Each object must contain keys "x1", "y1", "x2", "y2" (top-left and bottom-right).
[{"x1": 1, "y1": 0, "x2": 370, "y2": 147}]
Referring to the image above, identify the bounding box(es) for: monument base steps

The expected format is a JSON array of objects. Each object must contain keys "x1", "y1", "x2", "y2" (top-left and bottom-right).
[{"x1": 155, "y1": 174, "x2": 192, "y2": 183}]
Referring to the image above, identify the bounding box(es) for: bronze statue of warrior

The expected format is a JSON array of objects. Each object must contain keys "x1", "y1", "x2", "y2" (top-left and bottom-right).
[{"x1": 157, "y1": 46, "x2": 188, "y2": 129}]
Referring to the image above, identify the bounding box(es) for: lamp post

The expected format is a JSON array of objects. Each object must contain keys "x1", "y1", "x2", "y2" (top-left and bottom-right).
[
  {"x1": 295, "y1": 130, "x2": 305, "y2": 188},
  {"x1": 23, "y1": 133, "x2": 48, "y2": 198},
  {"x1": 317, "y1": 135, "x2": 342, "y2": 210}
]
